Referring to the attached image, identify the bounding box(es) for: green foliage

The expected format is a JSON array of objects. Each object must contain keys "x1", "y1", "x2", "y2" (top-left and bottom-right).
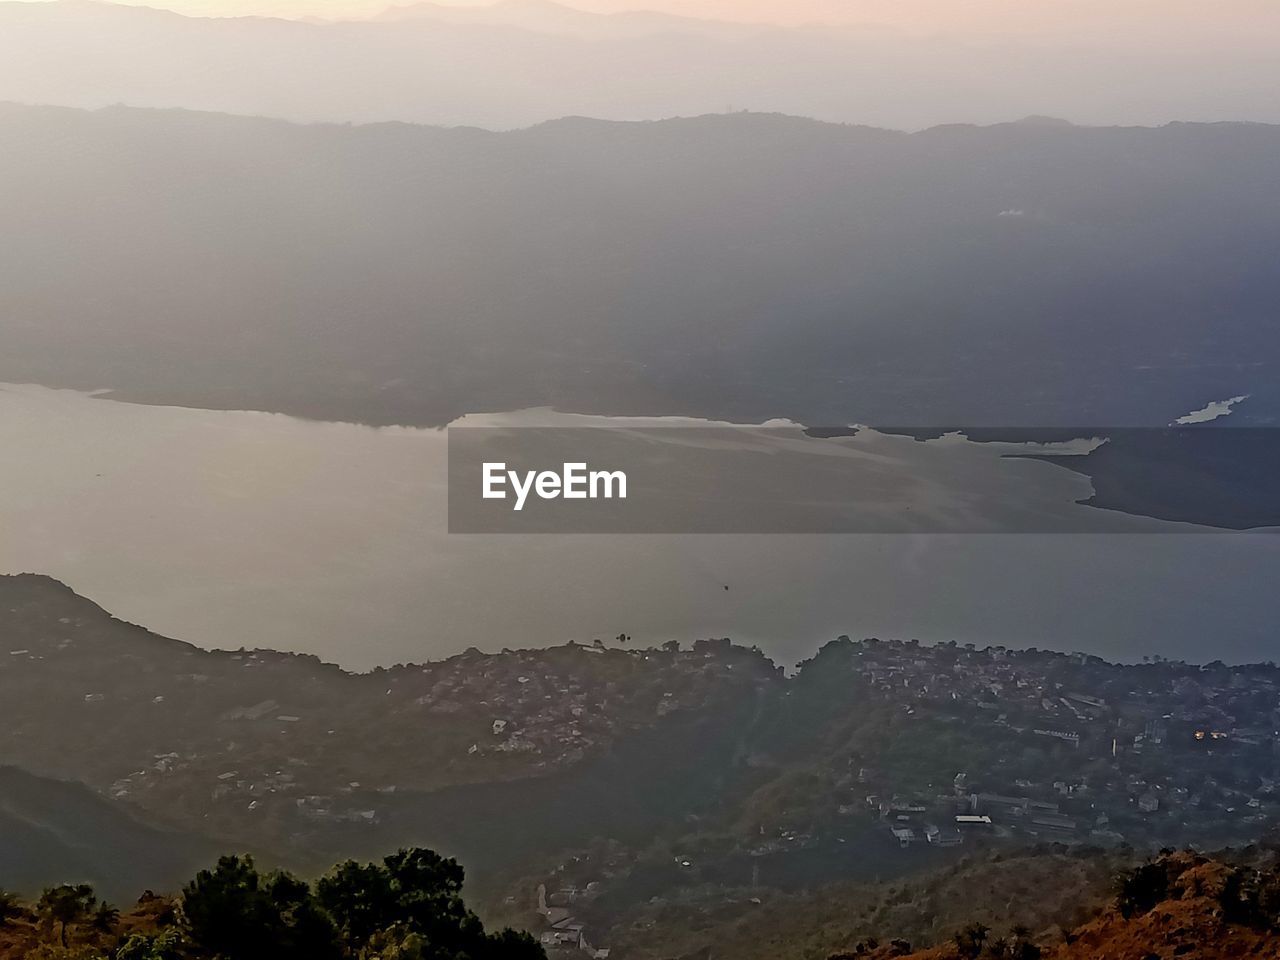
[
  {"x1": 114, "y1": 929, "x2": 184, "y2": 960},
  {"x1": 368, "y1": 927, "x2": 430, "y2": 960},
  {"x1": 7, "y1": 846, "x2": 544, "y2": 960},
  {"x1": 92, "y1": 902, "x2": 120, "y2": 932},
  {"x1": 180, "y1": 855, "x2": 341, "y2": 960},
  {"x1": 179, "y1": 848, "x2": 545, "y2": 960},
  {"x1": 23, "y1": 945, "x2": 105, "y2": 960},
  {"x1": 317, "y1": 848, "x2": 542, "y2": 960},
  {"x1": 315, "y1": 859, "x2": 394, "y2": 947}
]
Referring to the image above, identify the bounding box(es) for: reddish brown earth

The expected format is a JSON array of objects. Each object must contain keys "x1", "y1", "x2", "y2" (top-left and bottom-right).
[{"x1": 852, "y1": 853, "x2": 1280, "y2": 960}]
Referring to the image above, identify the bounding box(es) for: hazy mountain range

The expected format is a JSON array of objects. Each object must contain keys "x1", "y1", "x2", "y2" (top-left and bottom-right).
[
  {"x1": 0, "y1": 103, "x2": 1277, "y2": 428},
  {"x1": 3, "y1": 0, "x2": 1280, "y2": 131}
]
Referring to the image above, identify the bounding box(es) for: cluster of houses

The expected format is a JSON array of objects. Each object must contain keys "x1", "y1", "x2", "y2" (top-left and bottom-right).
[
  {"x1": 832, "y1": 637, "x2": 1280, "y2": 850},
  {"x1": 536, "y1": 883, "x2": 610, "y2": 959}
]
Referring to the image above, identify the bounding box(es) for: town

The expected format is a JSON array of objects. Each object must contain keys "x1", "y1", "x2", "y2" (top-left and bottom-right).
[
  {"x1": 828, "y1": 636, "x2": 1280, "y2": 852},
  {"x1": 4, "y1": 575, "x2": 1280, "y2": 959}
]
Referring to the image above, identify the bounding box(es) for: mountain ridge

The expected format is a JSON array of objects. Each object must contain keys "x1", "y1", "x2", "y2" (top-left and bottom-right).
[
  {"x1": 2, "y1": 102, "x2": 1278, "y2": 430},
  {"x1": 7, "y1": 96, "x2": 1269, "y2": 136},
  {"x1": 4, "y1": 0, "x2": 1280, "y2": 132}
]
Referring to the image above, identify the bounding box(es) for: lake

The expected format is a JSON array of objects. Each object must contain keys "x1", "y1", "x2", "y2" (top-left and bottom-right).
[{"x1": 1, "y1": 383, "x2": 1277, "y2": 669}]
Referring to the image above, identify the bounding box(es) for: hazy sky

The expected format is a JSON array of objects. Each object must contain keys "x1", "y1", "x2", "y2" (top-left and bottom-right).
[
  {"x1": 14, "y1": 0, "x2": 1280, "y2": 34},
  {"x1": 4, "y1": 1, "x2": 898, "y2": 22}
]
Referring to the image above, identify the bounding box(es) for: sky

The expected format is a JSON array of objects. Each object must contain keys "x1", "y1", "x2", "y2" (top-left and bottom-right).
[
  {"x1": 13, "y1": 0, "x2": 854, "y2": 20},
  {"x1": 12, "y1": 0, "x2": 1279, "y2": 33},
  {"x1": 2, "y1": 0, "x2": 898, "y2": 21}
]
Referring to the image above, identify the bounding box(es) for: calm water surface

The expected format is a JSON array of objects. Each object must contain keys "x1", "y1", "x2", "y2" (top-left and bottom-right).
[{"x1": 1, "y1": 383, "x2": 1276, "y2": 669}]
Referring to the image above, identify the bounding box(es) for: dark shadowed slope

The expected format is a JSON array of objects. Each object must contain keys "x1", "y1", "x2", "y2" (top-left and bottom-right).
[{"x1": 0, "y1": 765, "x2": 217, "y2": 901}]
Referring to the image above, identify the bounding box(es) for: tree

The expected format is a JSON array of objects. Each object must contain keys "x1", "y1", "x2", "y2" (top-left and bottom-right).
[
  {"x1": 1254, "y1": 870, "x2": 1280, "y2": 928},
  {"x1": 37, "y1": 884, "x2": 97, "y2": 947},
  {"x1": 486, "y1": 927, "x2": 546, "y2": 960},
  {"x1": 181, "y1": 855, "x2": 340, "y2": 960},
  {"x1": 93, "y1": 902, "x2": 120, "y2": 933},
  {"x1": 0, "y1": 889, "x2": 22, "y2": 927},
  {"x1": 380, "y1": 847, "x2": 484, "y2": 958},
  {"x1": 266, "y1": 877, "x2": 342, "y2": 960},
  {"x1": 181, "y1": 855, "x2": 276, "y2": 960},
  {"x1": 1116, "y1": 861, "x2": 1169, "y2": 919},
  {"x1": 953, "y1": 922, "x2": 989, "y2": 959},
  {"x1": 1008, "y1": 925, "x2": 1041, "y2": 960},
  {"x1": 316, "y1": 859, "x2": 395, "y2": 948},
  {"x1": 318, "y1": 848, "x2": 545, "y2": 960}
]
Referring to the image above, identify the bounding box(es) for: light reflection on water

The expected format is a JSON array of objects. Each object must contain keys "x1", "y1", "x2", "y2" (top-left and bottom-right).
[{"x1": 0, "y1": 382, "x2": 1276, "y2": 669}]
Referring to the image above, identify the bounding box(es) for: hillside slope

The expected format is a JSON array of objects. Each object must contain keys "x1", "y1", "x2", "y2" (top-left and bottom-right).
[
  {"x1": 0, "y1": 766, "x2": 215, "y2": 901},
  {"x1": 881, "y1": 851, "x2": 1280, "y2": 960},
  {"x1": 0, "y1": 573, "x2": 778, "y2": 884},
  {"x1": 589, "y1": 848, "x2": 1121, "y2": 960}
]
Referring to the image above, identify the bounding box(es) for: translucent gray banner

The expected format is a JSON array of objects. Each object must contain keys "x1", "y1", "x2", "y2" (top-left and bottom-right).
[{"x1": 447, "y1": 425, "x2": 1280, "y2": 533}]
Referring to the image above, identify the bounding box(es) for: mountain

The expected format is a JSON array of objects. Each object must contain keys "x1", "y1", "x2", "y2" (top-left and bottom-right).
[
  {"x1": 6, "y1": 572, "x2": 1280, "y2": 918},
  {"x1": 0, "y1": 574, "x2": 780, "y2": 890},
  {"x1": 2, "y1": 0, "x2": 1280, "y2": 132},
  {"x1": 0, "y1": 765, "x2": 215, "y2": 902},
  {"x1": 0, "y1": 105, "x2": 1278, "y2": 428}
]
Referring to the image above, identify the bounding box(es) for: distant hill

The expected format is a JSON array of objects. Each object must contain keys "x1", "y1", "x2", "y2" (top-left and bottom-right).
[
  {"x1": 0, "y1": 765, "x2": 215, "y2": 902},
  {"x1": 3, "y1": 0, "x2": 1279, "y2": 131},
  {"x1": 0, "y1": 105, "x2": 1278, "y2": 428}
]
